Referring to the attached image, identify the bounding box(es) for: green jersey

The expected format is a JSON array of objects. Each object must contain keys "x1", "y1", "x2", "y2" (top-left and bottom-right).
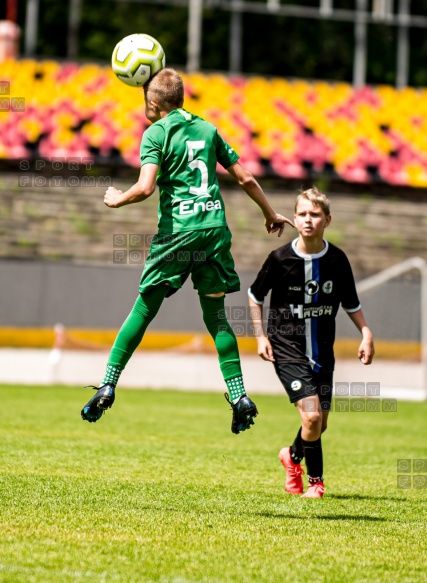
[{"x1": 140, "y1": 108, "x2": 239, "y2": 234}]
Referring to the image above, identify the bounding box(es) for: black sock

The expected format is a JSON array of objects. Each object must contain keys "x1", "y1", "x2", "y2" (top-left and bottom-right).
[
  {"x1": 301, "y1": 437, "x2": 323, "y2": 482},
  {"x1": 291, "y1": 427, "x2": 304, "y2": 464}
]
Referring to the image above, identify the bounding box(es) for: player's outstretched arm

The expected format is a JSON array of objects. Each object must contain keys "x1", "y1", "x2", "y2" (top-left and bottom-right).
[
  {"x1": 226, "y1": 162, "x2": 295, "y2": 236},
  {"x1": 347, "y1": 309, "x2": 375, "y2": 365},
  {"x1": 248, "y1": 296, "x2": 275, "y2": 362},
  {"x1": 104, "y1": 164, "x2": 158, "y2": 208}
]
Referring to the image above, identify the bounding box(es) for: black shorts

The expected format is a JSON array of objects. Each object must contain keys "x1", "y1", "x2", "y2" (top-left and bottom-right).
[{"x1": 273, "y1": 362, "x2": 333, "y2": 411}]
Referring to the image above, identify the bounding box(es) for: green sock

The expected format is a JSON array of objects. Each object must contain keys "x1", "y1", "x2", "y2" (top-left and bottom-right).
[
  {"x1": 103, "y1": 285, "x2": 168, "y2": 383},
  {"x1": 199, "y1": 295, "x2": 245, "y2": 401},
  {"x1": 102, "y1": 364, "x2": 122, "y2": 386},
  {"x1": 226, "y1": 375, "x2": 246, "y2": 402}
]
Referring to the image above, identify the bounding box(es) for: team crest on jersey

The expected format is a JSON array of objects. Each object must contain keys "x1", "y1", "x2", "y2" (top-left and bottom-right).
[
  {"x1": 322, "y1": 280, "x2": 333, "y2": 294},
  {"x1": 305, "y1": 280, "x2": 319, "y2": 296}
]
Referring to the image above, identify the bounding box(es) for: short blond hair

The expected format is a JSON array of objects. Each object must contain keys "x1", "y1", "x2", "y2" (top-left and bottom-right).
[
  {"x1": 295, "y1": 187, "x2": 331, "y2": 216},
  {"x1": 144, "y1": 68, "x2": 184, "y2": 111}
]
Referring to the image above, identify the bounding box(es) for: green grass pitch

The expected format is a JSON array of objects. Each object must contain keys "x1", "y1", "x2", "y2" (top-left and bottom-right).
[{"x1": 0, "y1": 384, "x2": 426, "y2": 583}]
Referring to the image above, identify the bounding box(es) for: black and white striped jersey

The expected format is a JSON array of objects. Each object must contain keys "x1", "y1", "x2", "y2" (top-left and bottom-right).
[{"x1": 248, "y1": 239, "x2": 361, "y2": 372}]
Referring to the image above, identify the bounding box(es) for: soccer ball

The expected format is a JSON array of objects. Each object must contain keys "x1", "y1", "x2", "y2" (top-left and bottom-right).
[{"x1": 111, "y1": 33, "x2": 165, "y2": 87}]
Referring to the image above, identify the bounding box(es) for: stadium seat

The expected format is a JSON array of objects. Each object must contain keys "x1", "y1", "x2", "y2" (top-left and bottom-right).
[{"x1": 3, "y1": 59, "x2": 427, "y2": 186}]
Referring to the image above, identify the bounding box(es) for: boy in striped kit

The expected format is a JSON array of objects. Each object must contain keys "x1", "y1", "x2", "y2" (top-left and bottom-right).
[{"x1": 248, "y1": 188, "x2": 374, "y2": 497}]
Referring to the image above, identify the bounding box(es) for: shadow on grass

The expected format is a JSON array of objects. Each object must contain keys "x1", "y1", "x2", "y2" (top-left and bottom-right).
[
  {"x1": 315, "y1": 514, "x2": 387, "y2": 521},
  {"x1": 328, "y1": 494, "x2": 405, "y2": 502},
  {"x1": 255, "y1": 512, "x2": 387, "y2": 521}
]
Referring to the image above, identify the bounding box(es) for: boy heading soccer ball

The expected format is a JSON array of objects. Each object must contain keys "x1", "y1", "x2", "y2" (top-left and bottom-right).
[{"x1": 81, "y1": 68, "x2": 294, "y2": 433}]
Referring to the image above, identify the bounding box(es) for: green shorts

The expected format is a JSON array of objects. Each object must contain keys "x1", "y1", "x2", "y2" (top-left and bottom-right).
[{"x1": 139, "y1": 227, "x2": 240, "y2": 297}]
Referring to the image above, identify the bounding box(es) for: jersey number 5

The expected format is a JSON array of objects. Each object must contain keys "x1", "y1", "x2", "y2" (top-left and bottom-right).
[{"x1": 187, "y1": 141, "x2": 209, "y2": 196}]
